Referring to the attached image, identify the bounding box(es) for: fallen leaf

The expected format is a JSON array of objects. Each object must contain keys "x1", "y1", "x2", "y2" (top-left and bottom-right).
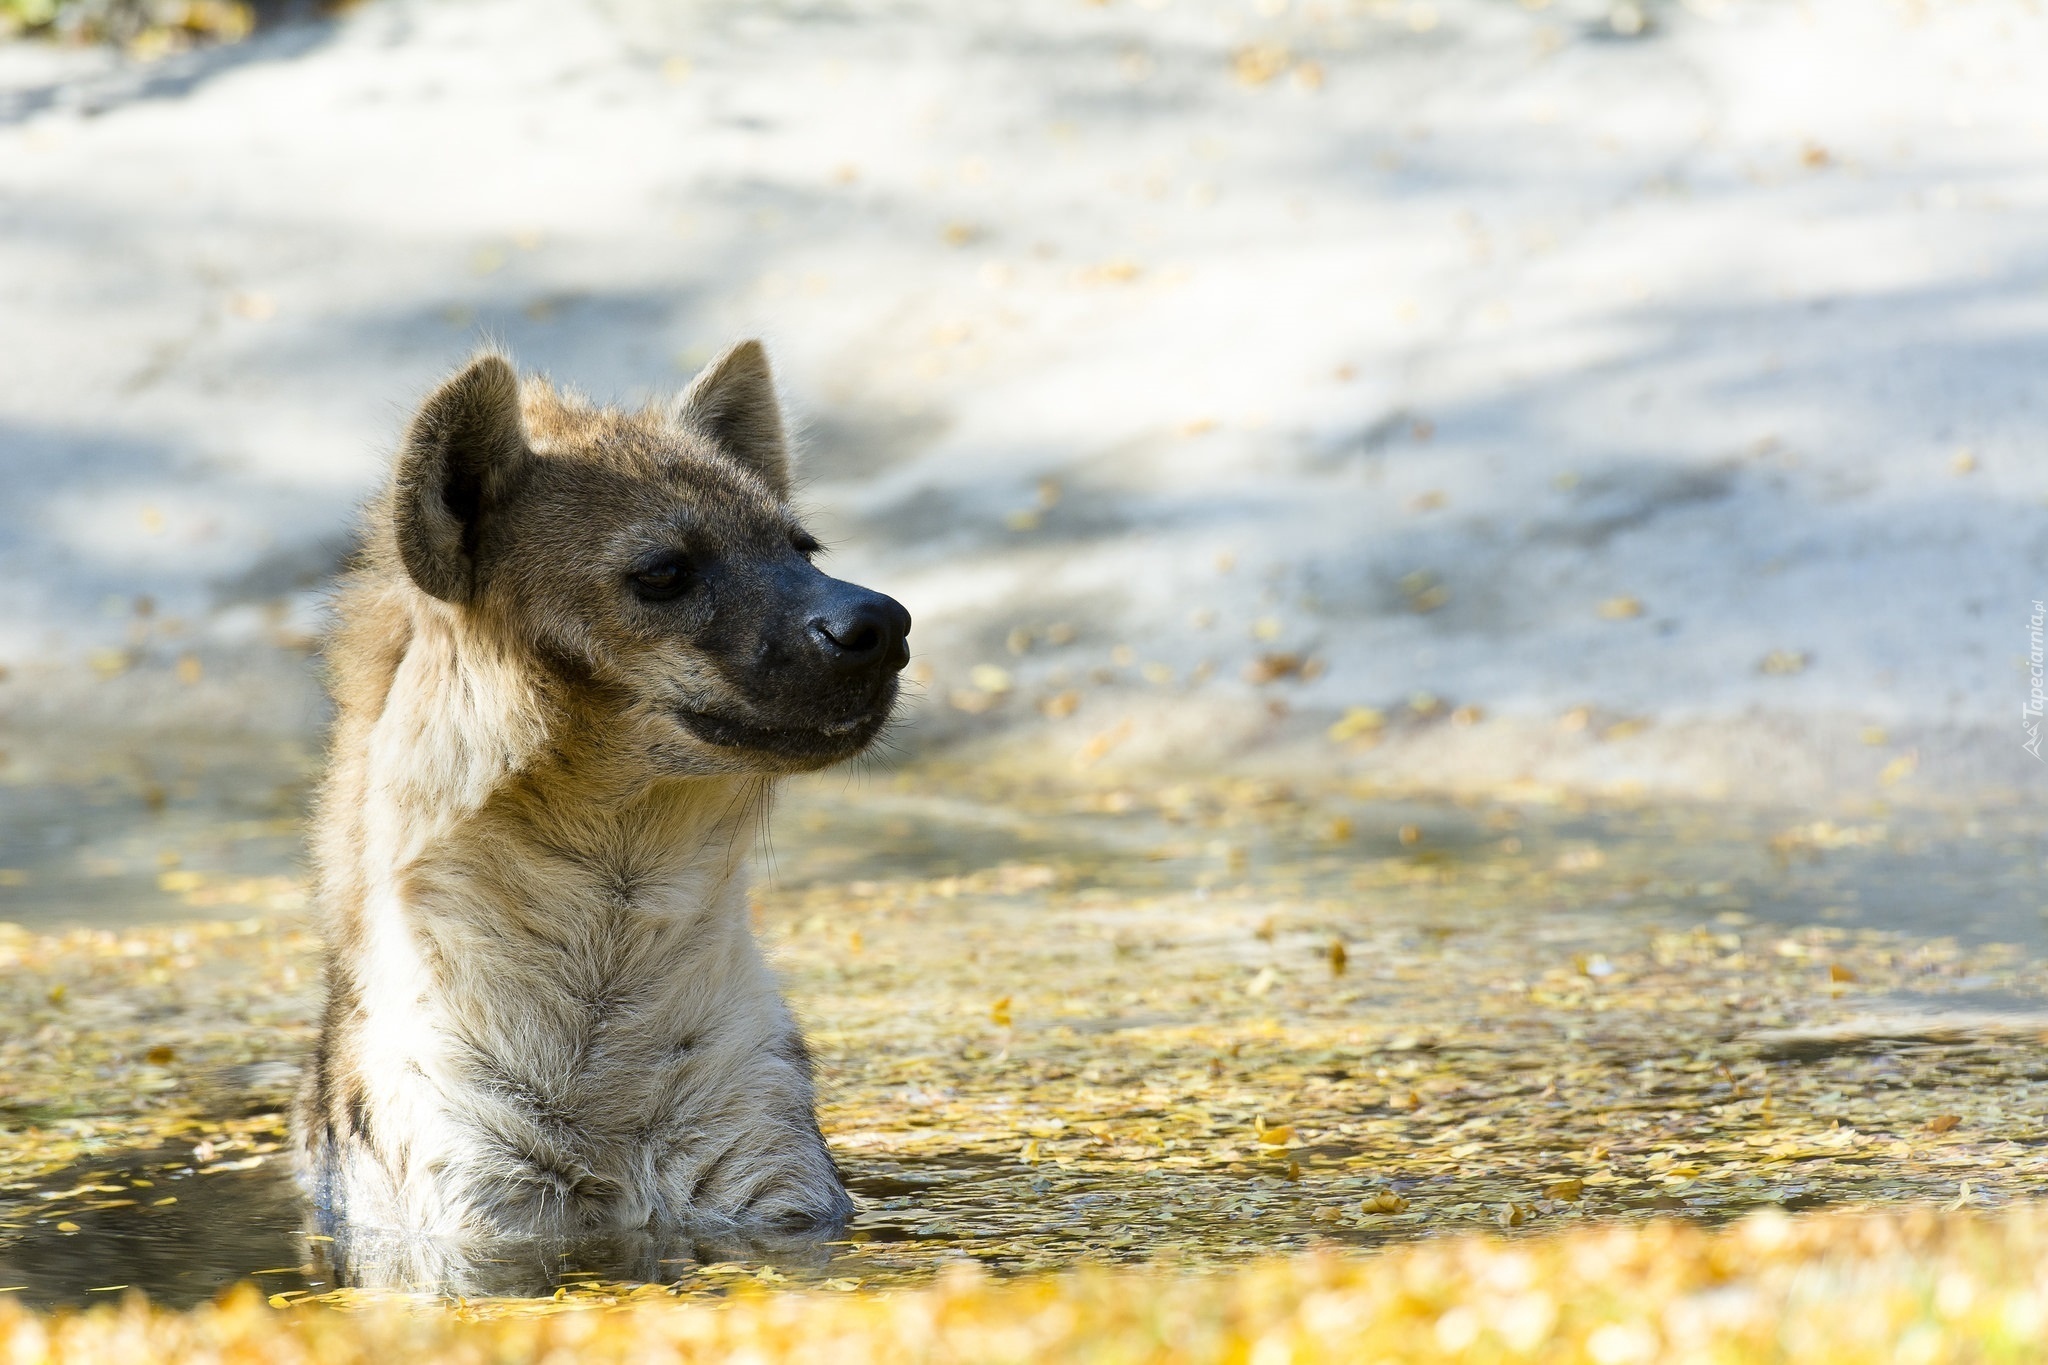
[
  {"x1": 1231, "y1": 43, "x2": 1290, "y2": 86},
  {"x1": 1597, "y1": 596, "x2": 1644, "y2": 620},
  {"x1": 1327, "y1": 708, "x2": 1385, "y2": 742},
  {"x1": 1246, "y1": 653, "x2": 1307, "y2": 684},
  {"x1": 1039, "y1": 690, "x2": 1081, "y2": 719}
]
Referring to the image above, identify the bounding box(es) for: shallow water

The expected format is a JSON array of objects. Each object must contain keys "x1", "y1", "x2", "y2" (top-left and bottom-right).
[{"x1": 3, "y1": 754, "x2": 2047, "y2": 1309}]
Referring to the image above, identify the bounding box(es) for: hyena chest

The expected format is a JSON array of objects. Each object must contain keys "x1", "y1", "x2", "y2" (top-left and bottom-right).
[{"x1": 424, "y1": 901, "x2": 756, "y2": 1176}]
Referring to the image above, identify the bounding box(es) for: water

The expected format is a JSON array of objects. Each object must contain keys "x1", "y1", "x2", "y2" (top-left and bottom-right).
[{"x1": 4, "y1": 750, "x2": 2047, "y2": 1309}]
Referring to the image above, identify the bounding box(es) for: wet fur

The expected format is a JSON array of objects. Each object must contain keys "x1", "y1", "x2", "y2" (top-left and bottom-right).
[{"x1": 294, "y1": 344, "x2": 866, "y2": 1248}]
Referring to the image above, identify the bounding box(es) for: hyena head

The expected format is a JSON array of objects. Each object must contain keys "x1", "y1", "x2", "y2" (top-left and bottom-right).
[{"x1": 391, "y1": 340, "x2": 911, "y2": 774}]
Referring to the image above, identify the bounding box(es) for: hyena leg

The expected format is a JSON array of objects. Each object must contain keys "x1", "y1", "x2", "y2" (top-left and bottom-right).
[{"x1": 655, "y1": 1044, "x2": 852, "y2": 1230}]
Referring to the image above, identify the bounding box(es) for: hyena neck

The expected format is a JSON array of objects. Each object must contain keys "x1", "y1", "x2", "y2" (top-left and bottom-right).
[{"x1": 355, "y1": 597, "x2": 770, "y2": 929}]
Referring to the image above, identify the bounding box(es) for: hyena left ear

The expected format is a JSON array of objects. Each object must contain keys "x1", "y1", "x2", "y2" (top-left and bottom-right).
[
  {"x1": 394, "y1": 353, "x2": 532, "y2": 604},
  {"x1": 674, "y1": 339, "x2": 791, "y2": 499}
]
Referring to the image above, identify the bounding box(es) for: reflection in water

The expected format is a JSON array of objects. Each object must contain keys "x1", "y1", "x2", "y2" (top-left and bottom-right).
[{"x1": 311, "y1": 1218, "x2": 844, "y2": 1298}]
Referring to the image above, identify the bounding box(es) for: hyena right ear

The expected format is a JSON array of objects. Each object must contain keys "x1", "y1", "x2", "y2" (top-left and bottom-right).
[
  {"x1": 394, "y1": 354, "x2": 532, "y2": 603},
  {"x1": 673, "y1": 339, "x2": 791, "y2": 499}
]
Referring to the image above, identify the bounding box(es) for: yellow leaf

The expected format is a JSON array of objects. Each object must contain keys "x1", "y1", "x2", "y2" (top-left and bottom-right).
[
  {"x1": 1927, "y1": 1114, "x2": 1961, "y2": 1134},
  {"x1": 1257, "y1": 1125, "x2": 1294, "y2": 1146},
  {"x1": 1327, "y1": 708, "x2": 1385, "y2": 742},
  {"x1": 990, "y1": 996, "x2": 1012, "y2": 1027},
  {"x1": 1597, "y1": 595, "x2": 1644, "y2": 620},
  {"x1": 1038, "y1": 690, "x2": 1081, "y2": 719},
  {"x1": 1543, "y1": 1178, "x2": 1585, "y2": 1202},
  {"x1": 1231, "y1": 43, "x2": 1290, "y2": 86}
]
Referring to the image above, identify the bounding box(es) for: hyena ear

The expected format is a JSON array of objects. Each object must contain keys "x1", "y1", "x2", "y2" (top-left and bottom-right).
[
  {"x1": 674, "y1": 339, "x2": 791, "y2": 499},
  {"x1": 394, "y1": 353, "x2": 532, "y2": 603}
]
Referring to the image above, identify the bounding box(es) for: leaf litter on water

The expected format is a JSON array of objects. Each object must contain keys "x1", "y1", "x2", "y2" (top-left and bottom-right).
[{"x1": 1, "y1": 771, "x2": 2047, "y2": 1346}]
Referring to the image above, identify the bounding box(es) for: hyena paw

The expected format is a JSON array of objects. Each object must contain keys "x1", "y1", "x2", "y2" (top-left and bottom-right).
[{"x1": 680, "y1": 1133, "x2": 852, "y2": 1231}]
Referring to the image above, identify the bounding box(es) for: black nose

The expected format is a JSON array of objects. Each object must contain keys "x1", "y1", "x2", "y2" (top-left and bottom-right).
[{"x1": 809, "y1": 588, "x2": 911, "y2": 676}]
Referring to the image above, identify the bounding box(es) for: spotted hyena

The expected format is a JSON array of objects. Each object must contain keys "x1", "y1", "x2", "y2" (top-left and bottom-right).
[{"x1": 293, "y1": 343, "x2": 910, "y2": 1260}]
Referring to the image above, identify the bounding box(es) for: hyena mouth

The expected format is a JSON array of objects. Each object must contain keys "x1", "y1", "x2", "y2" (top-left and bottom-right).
[{"x1": 676, "y1": 706, "x2": 890, "y2": 759}]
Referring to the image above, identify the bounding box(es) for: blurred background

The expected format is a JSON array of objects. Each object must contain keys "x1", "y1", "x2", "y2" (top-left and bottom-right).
[{"x1": 1, "y1": 0, "x2": 2044, "y2": 814}]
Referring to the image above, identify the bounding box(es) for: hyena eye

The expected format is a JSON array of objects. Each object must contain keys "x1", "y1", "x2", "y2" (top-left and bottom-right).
[
  {"x1": 630, "y1": 553, "x2": 693, "y2": 602},
  {"x1": 791, "y1": 530, "x2": 821, "y2": 558}
]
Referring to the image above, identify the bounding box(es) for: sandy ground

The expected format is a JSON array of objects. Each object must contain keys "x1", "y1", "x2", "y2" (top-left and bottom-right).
[{"x1": 0, "y1": 0, "x2": 2045, "y2": 803}]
